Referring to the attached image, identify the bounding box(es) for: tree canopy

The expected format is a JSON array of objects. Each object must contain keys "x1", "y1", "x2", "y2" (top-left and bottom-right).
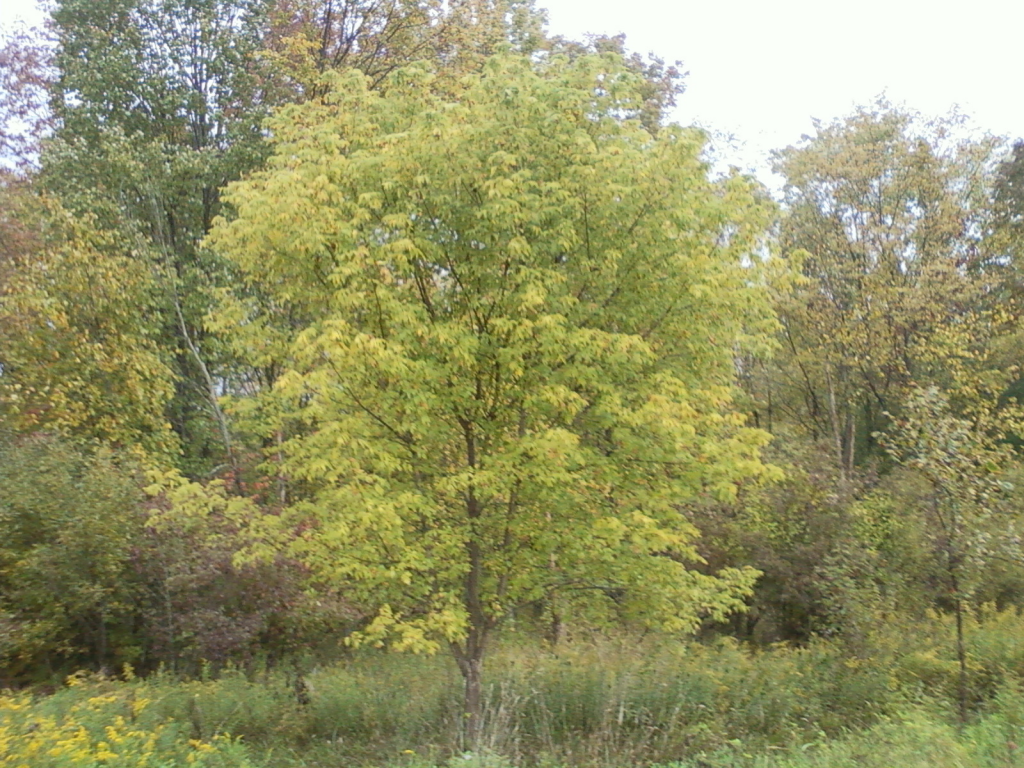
[
  {"x1": 759, "y1": 103, "x2": 1001, "y2": 479},
  {"x1": 208, "y1": 53, "x2": 779, "y2": 734}
]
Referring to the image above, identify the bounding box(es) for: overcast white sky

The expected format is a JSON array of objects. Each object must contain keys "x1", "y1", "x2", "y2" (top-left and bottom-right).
[
  {"x1": 541, "y1": 0, "x2": 1024, "y2": 177},
  {"x1": 3, "y1": 0, "x2": 1022, "y2": 178},
  {"x1": 0, "y1": 1, "x2": 42, "y2": 32}
]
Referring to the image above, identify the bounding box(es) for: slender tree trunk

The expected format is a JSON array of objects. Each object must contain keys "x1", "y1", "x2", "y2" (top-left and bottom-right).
[
  {"x1": 843, "y1": 411, "x2": 856, "y2": 478},
  {"x1": 455, "y1": 644, "x2": 485, "y2": 748},
  {"x1": 276, "y1": 429, "x2": 287, "y2": 505},
  {"x1": 146, "y1": 190, "x2": 240, "y2": 487},
  {"x1": 545, "y1": 507, "x2": 563, "y2": 647},
  {"x1": 950, "y1": 569, "x2": 969, "y2": 726},
  {"x1": 942, "y1": 488, "x2": 969, "y2": 727},
  {"x1": 164, "y1": 579, "x2": 178, "y2": 671},
  {"x1": 955, "y1": 596, "x2": 968, "y2": 726},
  {"x1": 459, "y1": 533, "x2": 488, "y2": 746},
  {"x1": 452, "y1": 612, "x2": 488, "y2": 749},
  {"x1": 824, "y1": 363, "x2": 847, "y2": 483},
  {"x1": 548, "y1": 593, "x2": 564, "y2": 648},
  {"x1": 456, "y1": 414, "x2": 492, "y2": 748},
  {"x1": 97, "y1": 611, "x2": 108, "y2": 670},
  {"x1": 457, "y1": 473, "x2": 489, "y2": 746},
  {"x1": 173, "y1": 294, "x2": 242, "y2": 493}
]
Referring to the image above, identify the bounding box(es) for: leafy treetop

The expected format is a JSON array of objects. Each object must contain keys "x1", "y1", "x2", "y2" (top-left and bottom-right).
[{"x1": 211, "y1": 52, "x2": 778, "y2": 735}]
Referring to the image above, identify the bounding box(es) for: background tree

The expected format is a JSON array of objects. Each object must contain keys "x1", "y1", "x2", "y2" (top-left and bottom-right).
[
  {"x1": 0, "y1": 21, "x2": 53, "y2": 171},
  {"x1": 263, "y1": 0, "x2": 547, "y2": 97},
  {"x1": 985, "y1": 140, "x2": 1024, "y2": 409},
  {"x1": 0, "y1": 190, "x2": 178, "y2": 458},
  {"x1": 546, "y1": 31, "x2": 683, "y2": 135},
  {"x1": 993, "y1": 141, "x2": 1024, "y2": 255},
  {"x1": 210, "y1": 54, "x2": 778, "y2": 741},
  {"x1": 40, "y1": 0, "x2": 276, "y2": 476},
  {"x1": 759, "y1": 103, "x2": 1001, "y2": 482},
  {"x1": 880, "y1": 385, "x2": 1024, "y2": 723}
]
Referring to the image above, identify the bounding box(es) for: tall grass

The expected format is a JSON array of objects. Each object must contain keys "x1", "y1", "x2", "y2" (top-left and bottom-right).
[
  {"x1": 125, "y1": 636, "x2": 902, "y2": 765},
  {"x1": 8, "y1": 607, "x2": 1024, "y2": 767},
  {"x1": 476, "y1": 638, "x2": 896, "y2": 763},
  {"x1": 669, "y1": 685, "x2": 1024, "y2": 767}
]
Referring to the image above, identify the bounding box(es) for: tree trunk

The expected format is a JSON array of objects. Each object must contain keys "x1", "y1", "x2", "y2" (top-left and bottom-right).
[
  {"x1": 457, "y1": 415, "x2": 491, "y2": 748},
  {"x1": 454, "y1": 534, "x2": 488, "y2": 747},
  {"x1": 842, "y1": 410, "x2": 856, "y2": 479},
  {"x1": 452, "y1": 619, "x2": 488, "y2": 750},
  {"x1": 97, "y1": 610, "x2": 108, "y2": 670},
  {"x1": 457, "y1": 648, "x2": 484, "y2": 748},
  {"x1": 173, "y1": 294, "x2": 241, "y2": 492},
  {"x1": 824, "y1": 363, "x2": 847, "y2": 484},
  {"x1": 276, "y1": 429, "x2": 287, "y2": 504},
  {"x1": 956, "y1": 597, "x2": 968, "y2": 725},
  {"x1": 545, "y1": 509, "x2": 563, "y2": 648},
  {"x1": 951, "y1": 574, "x2": 969, "y2": 726},
  {"x1": 548, "y1": 603, "x2": 564, "y2": 648},
  {"x1": 943, "y1": 490, "x2": 968, "y2": 727}
]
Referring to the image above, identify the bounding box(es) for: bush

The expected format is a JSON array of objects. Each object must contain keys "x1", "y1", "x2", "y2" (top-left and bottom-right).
[
  {"x1": 0, "y1": 674, "x2": 255, "y2": 767},
  {"x1": 0, "y1": 435, "x2": 353, "y2": 684},
  {"x1": 0, "y1": 433, "x2": 146, "y2": 682}
]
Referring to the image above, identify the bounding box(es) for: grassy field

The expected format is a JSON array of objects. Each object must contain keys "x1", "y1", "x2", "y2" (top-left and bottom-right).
[{"x1": 5, "y1": 610, "x2": 1024, "y2": 767}]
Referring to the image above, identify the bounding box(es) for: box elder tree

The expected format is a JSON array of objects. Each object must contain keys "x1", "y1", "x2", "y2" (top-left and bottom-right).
[{"x1": 208, "y1": 53, "x2": 780, "y2": 742}]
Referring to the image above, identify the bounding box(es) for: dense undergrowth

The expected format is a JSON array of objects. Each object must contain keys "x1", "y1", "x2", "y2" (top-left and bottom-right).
[{"x1": 5, "y1": 607, "x2": 1024, "y2": 767}]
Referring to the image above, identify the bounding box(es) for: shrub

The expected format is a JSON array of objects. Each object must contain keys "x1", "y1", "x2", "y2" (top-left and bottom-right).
[{"x1": 0, "y1": 675, "x2": 255, "y2": 767}]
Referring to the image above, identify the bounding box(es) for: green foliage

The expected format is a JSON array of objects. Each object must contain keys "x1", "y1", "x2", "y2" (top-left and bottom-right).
[
  {"x1": 991, "y1": 140, "x2": 1024, "y2": 281},
  {"x1": 208, "y1": 55, "x2": 780, "y2": 708},
  {"x1": 0, "y1": 434, "x2": 148, "y2": 680},
  {"x1": 879, "y1": 385, "x2": 1024, "y2": 720},
  {"x1": 760, "y1": 102, "x2": 1004, "y2": 476},
  {"x1": 40, "y1": 0, "x2": 276, "y2": 476},
  {"x1": 0, "y1": 436, "x2": 341, "y2": 684},
  {"x1": 47, "y1": 0, "x2": 271, "y2": 219},
  {"x1": 881, "y1": 386, "x2": 1024, "y2": 602},
  {"x1": 136, "y1": 470, "x2": 356, "y2": 673},
  {"x1": 0, "y1": 191, "x2": 177, "y2": 458},
  {"x1": 685, "y1": 437, "x2": 924, "y2": 645},
  {"x1": 689, "y1": 443, "x2": 854, "y2": 643},
  {"x1": 699, "y1": 385, "x2": 1024, "y2": 651},
  {"x1": 815, "y1": 491, "x2": 933, "y2": 650}
]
